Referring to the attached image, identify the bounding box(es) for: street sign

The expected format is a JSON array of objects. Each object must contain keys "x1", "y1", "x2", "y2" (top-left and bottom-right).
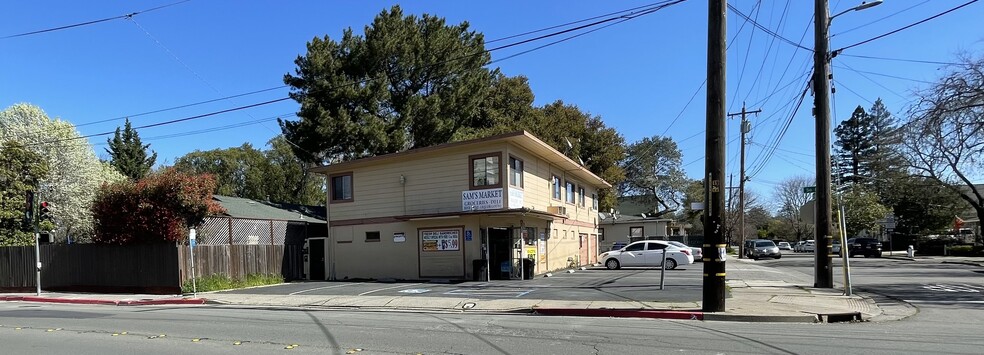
[{"x1": 803, "y1": 186, "x2": 816, "y2": 194}]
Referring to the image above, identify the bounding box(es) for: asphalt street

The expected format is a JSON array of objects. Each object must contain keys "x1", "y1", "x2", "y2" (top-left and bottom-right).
[
  {"x1": 217, "y1": 265, "x2": 708, "y2": 303},
  {"x1": 3, "y1": 298, "x2": 984, "y2": 354}
]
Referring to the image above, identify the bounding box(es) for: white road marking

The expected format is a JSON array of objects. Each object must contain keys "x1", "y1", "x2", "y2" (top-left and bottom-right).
[
  {"x1": 906, "y1": 300, "x2": 984, "y2": 304},
  {"x1": 444, "y1": 289, "x2": 534, "y2": 298},
  {"x1": 288, "y1": 283, "x2": 357, "y2": 295},
  {"x1": 358, "y1": 283, "x2": 423, "y2": 296}
]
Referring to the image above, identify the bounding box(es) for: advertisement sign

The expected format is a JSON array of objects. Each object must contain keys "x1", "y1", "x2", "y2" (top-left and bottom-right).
[
  {"x1": 508, "y1": 187, "x2": 524, "y2": 209},
  {"x1": 462, "y1": 188, "x2": 503, "y2": 211},
  {"x1": 525, "y1": 246, "x2": 536, "y2": 260},
  {"x1": 393, "y1": 232, "x2": 406, "y2": 243},
  {"x1": 421, "y1": 230, "x2": 460, "y2": 251}
]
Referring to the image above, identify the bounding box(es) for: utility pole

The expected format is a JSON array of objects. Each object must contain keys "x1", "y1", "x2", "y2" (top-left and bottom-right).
[
  {"x1": 813, "y1": 0, "x2": 834, "y2": 288},
  {"x1": 728, "y1": 103, "x2": 760, "y2": 261},
  {"x1": 703, "y1": 0, "x2": 727, "y2": 313}
]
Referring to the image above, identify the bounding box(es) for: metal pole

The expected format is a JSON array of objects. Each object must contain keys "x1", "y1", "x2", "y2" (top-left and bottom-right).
[
  {"x1": 34, "y1": 193, "x2": 41, "y2": 296},
  {"x1": 189, "y1": 229, "x2": 197, "y2": 297},
  {"x1": 702, "y1": 0, "x2": 727, "y2": 312},
  {"x1": 838, "y1": 206, "x2": 852, "y2": 296},
  {"x1": 659, "y1": 249, "x2": 667, "y2": 290},
  {"x1": 813, "y1": 0, "x2": 834, "y2": 288}
]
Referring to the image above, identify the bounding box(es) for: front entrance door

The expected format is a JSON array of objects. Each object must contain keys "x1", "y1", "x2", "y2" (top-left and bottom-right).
[
  {"x1": 309, "y1": 238, "x2": 325, "y2": 280},
  {"x1": 488, "y1": 228, "x2": 512, "y2": 280}
]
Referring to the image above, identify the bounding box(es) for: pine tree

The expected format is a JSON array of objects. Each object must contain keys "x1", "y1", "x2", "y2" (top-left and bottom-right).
[
  {"x1": 833, "y1": 106, "x2": 876, "y2": 188},
  {"x1": 106, "y1": 118, "x2": 157, "y2": 181}
]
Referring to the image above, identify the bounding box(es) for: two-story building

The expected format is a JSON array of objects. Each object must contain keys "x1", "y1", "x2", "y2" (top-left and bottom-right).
[{"x1": 309, "y1": 131, "x2": 610, "y2": 281}]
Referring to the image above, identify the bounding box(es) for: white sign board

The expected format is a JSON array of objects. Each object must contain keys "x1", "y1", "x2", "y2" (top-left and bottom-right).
[
  {"x1": 508, "y1": 187, "x2": 524, "y2": 209},
  {"x1": 462, "y1": 188, "x2": 503, "y2": 211},
  {"x1": 393, "y1": 232, "x2": 406, "y2": 243},
  {"x1": 421, "y1": 230, "x2": 460, "y2": 251}
]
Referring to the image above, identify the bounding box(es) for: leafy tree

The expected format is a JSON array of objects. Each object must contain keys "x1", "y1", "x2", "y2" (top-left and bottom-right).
[
  {"x1": 903, "y1": 54, "x2": 984, "y2": 237},
  {"x1": 772, "y1": 175, "x2": 815, "y2": 242},
  {"x1": 836, "y1": 187, "x2": 890, "y2": 237},
  {"x1": 0, "y1": 141, "x2": 49, "y2": 246},
  {"x1": 0, "y1": 104, "x2": 125, "y2": 243},
  {"x1": 92, "y1": 169, "x2": 225, "y2": 245},
  {"x1": 744, "y1": 206, "x2": 774, "y2": 239},
  {"x1": 530, "y1": 101, "x2": 625, "y2": 210},
  {"x1": 619, "y1": 135, "x2": 687, "y2": 214},
  {"x1": 174, "y1": 143, "x2": 268, "y2": 198},
  {"x1": 885, "y1": 176, "x2": 965, "y2": 235},
  {"x1": 105, "y1": 118, "x2": 157, "y2": 180},
  {"x1": 680, "y1": 179, "x2": 705, "y2": 235},
  {"x1": 453, "y1": 72, "x2": 540, "y2": 141},
  {"x1": 173, "y1": 136, "x2": 324, "y2": 205},
  {"x1": 281, "y1": 5, "x2": 493, "y2": 164}
]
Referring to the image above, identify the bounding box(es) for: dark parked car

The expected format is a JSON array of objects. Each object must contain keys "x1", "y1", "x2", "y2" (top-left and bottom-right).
[
  {"x1": 744, "y1": 239, "x2": 781, "y2": 260},
  {"x1": 847, "y1": 238, "x2": 882, "y2": 258}
]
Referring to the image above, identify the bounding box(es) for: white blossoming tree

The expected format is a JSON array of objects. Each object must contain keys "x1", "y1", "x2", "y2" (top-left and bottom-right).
[{"x1": 0, "y1": 103, "x2": 125, "y2": 243}]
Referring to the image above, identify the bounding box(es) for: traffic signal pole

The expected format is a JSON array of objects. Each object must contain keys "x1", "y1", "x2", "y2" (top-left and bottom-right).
[
  {"x1": 32, "y1": 193, "x2": 42, "y2": 296},
  {"x1": 703, "y1": 0, "x2": 727, "y2": 312}
]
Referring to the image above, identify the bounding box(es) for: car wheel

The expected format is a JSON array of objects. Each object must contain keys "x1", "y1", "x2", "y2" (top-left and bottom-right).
[
  {"x1": 605, "y1": 259, "x2": 620, "y2": 270},
  {"x1": 775, "y1": 255, "x2": 782, "y2": 259},
  {"x1": 664, "y1": 258, "x2": 678, "y2": 270}
]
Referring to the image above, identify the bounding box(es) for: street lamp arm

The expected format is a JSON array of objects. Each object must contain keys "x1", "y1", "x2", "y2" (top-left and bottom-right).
[{"x1": 830, "y1": 0, "x2": 883, "y2": 22}]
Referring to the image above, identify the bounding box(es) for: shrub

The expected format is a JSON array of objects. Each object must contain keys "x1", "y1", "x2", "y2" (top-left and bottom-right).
[
  {"x1": 182, "y1": 273, "x2": 284, "y2": 293},
  {"x1": 92, "y1": 168, "x2": 225, "y2": 245}
]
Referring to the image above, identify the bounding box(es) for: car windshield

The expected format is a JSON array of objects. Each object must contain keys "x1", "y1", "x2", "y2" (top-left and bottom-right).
[{"x1": 755, "y1": 241, "x2": 775, "y2": 247}]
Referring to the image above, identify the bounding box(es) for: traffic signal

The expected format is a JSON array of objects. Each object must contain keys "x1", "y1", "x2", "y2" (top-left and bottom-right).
[
  {"x1": 39, "y1": 201, "x2": 51, "y2": 222},
  {"x1": 25, "y1": 191, "x2": 35, "y2": 223}
]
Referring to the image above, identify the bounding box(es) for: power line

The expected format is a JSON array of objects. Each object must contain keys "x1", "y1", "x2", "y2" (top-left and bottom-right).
[
  {"x1": 834, "y1": 0, "x2": 979, "y2": 53},
  {"x1": 837, "y1": 53, "x2": 962, "y2": 66},
  {"x1": 831, "y1": 64, "x2": 934, "y2": 84},
  {"x1": 726, "y1": 3, "x2": 811, "y2": 51},
  {"x1": 832, "y1": 0, "x2": 930, "y2": 37},
  {"x1": 728, "y1": 0, "x2": 764, "y2": 113},
  {"x1": 1, "y1": 0, "x2": 191, "y2": 39},
  {"x1": 485, "y1": 0, "x2": 681, "y2": 44},
  {"x1": 834, "y1": 60, "x2": 908, "y2": 100},
  {"x1": 14, "y1": 1, "x2": 687, "y2": 147}
]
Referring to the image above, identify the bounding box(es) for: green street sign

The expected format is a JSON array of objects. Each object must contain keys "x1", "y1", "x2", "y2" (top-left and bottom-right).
[{"x1": 803, "y1": 186, "x2": 816, "y2": 194}]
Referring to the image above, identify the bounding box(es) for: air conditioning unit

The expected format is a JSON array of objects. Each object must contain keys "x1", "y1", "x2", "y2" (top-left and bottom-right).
[{"x1": 548, "y1": 206, "x2": 568, "y2": 216}]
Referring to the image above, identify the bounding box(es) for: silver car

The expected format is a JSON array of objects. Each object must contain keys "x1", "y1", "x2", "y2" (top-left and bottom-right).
[
  {"x1": 746, "y1": 239, "x2": 781, "y2": 260},
  {"x1": 668, "y1": 241, "x2": 703, "y2": 262}
]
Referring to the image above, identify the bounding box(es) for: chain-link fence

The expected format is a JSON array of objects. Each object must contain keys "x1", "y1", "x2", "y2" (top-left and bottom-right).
[{"x1": 196, "y1": 217, "x2": 318, "y2": 246}]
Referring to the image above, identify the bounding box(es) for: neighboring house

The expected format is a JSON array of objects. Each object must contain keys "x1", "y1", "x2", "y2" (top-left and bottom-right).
[
  {"x1": 196, "y1": 195, "x2": 326, "y2": 246},
  {"x1": 596, "y1": 214, "x2": 684, "y2": 250},
  {"x1": 310, "y1": 131, "x2": 609, "y2": 281}
]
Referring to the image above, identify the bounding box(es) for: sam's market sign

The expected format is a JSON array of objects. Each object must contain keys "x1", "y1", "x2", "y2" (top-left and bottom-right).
[{"x1": 462, "y1": 188, "x2": 503, "y2": 211}]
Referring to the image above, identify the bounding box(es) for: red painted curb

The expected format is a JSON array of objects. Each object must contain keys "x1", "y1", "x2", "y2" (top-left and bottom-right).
[
  {"x1": 533, "y1": 308, "x2": 704, "y2": 320},
  {"x1": 119, "y1": 299, "x2": 208, "y2": 306},
  {"x1": 1, "y1": 296, "x2": 207, "y2": 306}
]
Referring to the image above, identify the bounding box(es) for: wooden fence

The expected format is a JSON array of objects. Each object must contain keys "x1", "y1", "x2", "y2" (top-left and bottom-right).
[{"x1": 1, "y1": 244, "x2": 303, "y2": 294}]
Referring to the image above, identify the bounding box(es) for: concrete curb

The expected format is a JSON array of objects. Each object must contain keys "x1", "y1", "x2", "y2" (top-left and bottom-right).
[
  {"x1": 531, "y1": 308, "x2": 822, "y2": 323},
  {"x1": 0, "y1": 296, "x2": 207, "y2": 306},
  {"x1": 941, "y1": 261, "x2": 984, "y2": 267}
]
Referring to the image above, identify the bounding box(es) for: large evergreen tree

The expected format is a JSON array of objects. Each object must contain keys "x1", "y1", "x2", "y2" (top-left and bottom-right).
[
  {"x1": 106, "y1": 118, "x2": 157, "y2": 180},
  {"x1": 833, "y1": 106, "x2": 876, "y2": 188},
  {"x1": 619, "y1": 135, "x2": 687, "y2": 215},
  {"x1": 281, "y1": 5, "x2": 493, "y2": 164}
]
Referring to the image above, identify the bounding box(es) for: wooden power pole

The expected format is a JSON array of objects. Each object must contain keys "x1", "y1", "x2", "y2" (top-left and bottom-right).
[
  {"x1": 703, "y1": 0, "x2": 727, "y2": 313},
  {"x1": 728, "y1": 103, "x2": 760, "y2": 259}
]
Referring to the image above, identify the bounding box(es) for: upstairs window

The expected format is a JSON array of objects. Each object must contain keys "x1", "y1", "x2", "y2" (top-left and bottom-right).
[
  {"x1": 470, "y1": 153, "x2": 501, "y2": 189},
  {"x1": 565, "y1": 181, "x2": 576, "y2": 204},
  {"x1": 330, "y1": 173, "x2": 353, "y2": 202},
  {"x1": 591, "y1": 193, "x2": 598, "y2": 210},
  {"x1": 578, "y1": 186, "x2": 586, "y2": 207},
  {"x1": 551, "y1": 175, "x2": 561, "y2": 200},
  {"x1": 509, "y1": 156, "x2": 524, "y2": 187}
]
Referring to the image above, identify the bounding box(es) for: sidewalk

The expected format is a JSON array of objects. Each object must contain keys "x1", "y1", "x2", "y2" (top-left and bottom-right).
[{"x1": 0, "y1": 259, "x2": 916, "y2": 323}]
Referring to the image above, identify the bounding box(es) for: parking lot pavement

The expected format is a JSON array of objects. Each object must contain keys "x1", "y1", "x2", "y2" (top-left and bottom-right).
[{"x1": 215, "y1": 266, "x2": 706, "y2": 303}]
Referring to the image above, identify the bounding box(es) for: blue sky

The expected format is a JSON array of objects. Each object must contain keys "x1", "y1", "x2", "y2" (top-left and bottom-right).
[{"x1": 2, "y1": 0, "x2": 981, "y2": 208}]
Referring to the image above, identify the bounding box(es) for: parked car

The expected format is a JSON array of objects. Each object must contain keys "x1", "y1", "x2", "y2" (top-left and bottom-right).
[
  {"x1": 668, "y1": 241, "x2": 703, "y2": 262},
  {"x1": 847, "y1": 238, "x2": 883, "y2": 258},
  {"x1": 599, "y1": 240, "x2": 694, "y2": 270},
  {"x1": 797, "y1": 240, "x2": 815, "y2": 253},
  {"x1": 832, "y1": 240, "x2": 842, "y2": 256},
  {"x1": 777, "y1": 242, "x2": 792, "y2": 251},
  {"x1": 610, "y1": 241, "x2": 628, "y2": 251},
  {"x1": 744, "y1": 239, "x2": 781, "y2": 260}
]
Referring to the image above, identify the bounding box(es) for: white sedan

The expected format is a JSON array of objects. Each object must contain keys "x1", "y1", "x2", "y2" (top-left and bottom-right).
[
  {"x1": 598, "y1": 240, "x2": 694, "y2": 270},
  {"x1": 668, "y1": 241, "x2": 703, "y2": 262}
]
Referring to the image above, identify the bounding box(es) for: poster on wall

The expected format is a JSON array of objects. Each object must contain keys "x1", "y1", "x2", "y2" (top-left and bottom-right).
[{"x1": 421, "y1": 230, "x2": 460, "y2": 251}]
